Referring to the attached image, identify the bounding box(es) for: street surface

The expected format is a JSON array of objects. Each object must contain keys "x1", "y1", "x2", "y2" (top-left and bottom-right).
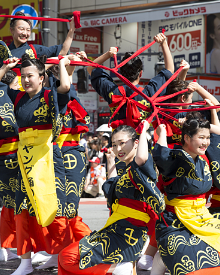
[{"x1": 0, "y1": 198, "x2": 169, "y2": 274}]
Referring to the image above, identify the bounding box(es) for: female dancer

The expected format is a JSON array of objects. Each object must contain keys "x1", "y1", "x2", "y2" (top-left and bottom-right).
[
  {"x1": 0, "y1": 54, "x2": 74, "y2": 275},
  {"x1": 58, "y1": 121, "x2": 165, "y2": 275},
  {"x1": 0, "y1": 70, "x2": 20, "y2": 261},
  {"x1": 152, "y1": 112, "x2": 220, "y2": 275}
]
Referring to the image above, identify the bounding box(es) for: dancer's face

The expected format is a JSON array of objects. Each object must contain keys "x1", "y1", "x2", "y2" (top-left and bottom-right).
[
  {"x1": 112, "y1": 131, "x2": 138, "y2": 166},
  {"x1": 10, "y1": 20, "x2": 31, "y2": 47},
  {"x1": 183, "y1": 128, "x2": 210, "y2": 159},
  {"x1": 21, "y1": 65, "x2": 44, "y2": 98}
]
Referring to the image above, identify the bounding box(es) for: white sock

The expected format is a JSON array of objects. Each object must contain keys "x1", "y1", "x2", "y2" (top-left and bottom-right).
[
  {"x1": 35, "y1": 254, "x2": 58, "y2": 269},
  {"x1": 137, "y1": 254, "x2": 153, "y2": 270},
  {"x1": 31, "y1": 252, "x2": 51, "y2": 263},
  {"x1": 112, "y1": 262, "x2": 133, "y2": 275},
  {"x1": 6, "y1": 248, "x2": 19, "y2": 261},
  {"x1": 10, "y1": 258, "x2": 33, "y2": 275},
  {"x1": 150, "y1": 251, "x2": 166, "y2": 275},
  {"x1": 0, "y1": 248, "x2": 19, "y2": 261},
  {"x1": 0, "y1": 248, "x2": 8, "y2": 261}
]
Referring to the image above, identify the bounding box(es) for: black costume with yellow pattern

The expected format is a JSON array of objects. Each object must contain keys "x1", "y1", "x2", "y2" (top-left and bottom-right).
[
  {"x1": 0, "y1": 81, "x2": 69, "y2": 219},
  {"x1": 78, "y1": 155, "x2": 165, "y2": 268},
  {"x1": 153, "y1": 143, "x2": 220, "y2": 275}
]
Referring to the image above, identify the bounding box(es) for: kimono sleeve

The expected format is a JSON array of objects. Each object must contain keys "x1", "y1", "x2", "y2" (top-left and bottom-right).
[
  {"x1": 130, "y1": 154, "x2": 165, "y2": 214},
  {"x1": 0, "y1": 40, "x2": 12, "y2": 67},
  {"x1": 206, "y1": 133, "x2": 220, "y2": 189},
  {"x1": 143, "y1": 68, "x2": 173, "y2": 97},
  {"x1": 91, "y1": 68, "x2": 118, "y2": 104},
  {"x1": 0, "y1": 82, "x2": 18, "y2": 127},
  {"x1": 34, "y1": 44, "x2": 62, "y2": 58},
  {"x1": 102, "y1": 176, "x2": 120, "y2": 209},
  {"x1": 152, "y1": 143, "x2": 187, "y2": 178}
]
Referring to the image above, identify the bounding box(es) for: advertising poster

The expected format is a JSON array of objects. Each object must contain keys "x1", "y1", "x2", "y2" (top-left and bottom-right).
[
  {"x1": 138, "y1": 15, "x2": 204, "y2": 79},
  {"x1": 205, "y1": 13, "x2": 220, "y2": 74},
  {"x1": 0, "y1": 1, "x2": 42, "y2": 45}
]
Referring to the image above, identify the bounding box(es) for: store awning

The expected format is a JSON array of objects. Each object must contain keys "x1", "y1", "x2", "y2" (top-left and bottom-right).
[{"x1": 80, "y1": 1, "x2": 220, "y2": 28}]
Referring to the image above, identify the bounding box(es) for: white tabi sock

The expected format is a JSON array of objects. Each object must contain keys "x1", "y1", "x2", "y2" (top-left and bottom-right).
[
  {"x1": 150, "y1": 251, "x2": 166, "y2": 275},
  {"x1": 35, "y1": 254, "x2": 58, "y2": 269},
  {"x1": 137, "y1": 254, "x2": 153, "y2": 270},
  {"x1": 10, "y1": 258, "x2": 33, "y2": 275},
  {"x1": 0, "y1": 248, "x2": 19, "y2": 261},
  {"x1": 31, "y1": 252, "x2": 51, "y2": 263},
  {"x1": 112, "y1": 262, "x2": 133, "y2": 275}
]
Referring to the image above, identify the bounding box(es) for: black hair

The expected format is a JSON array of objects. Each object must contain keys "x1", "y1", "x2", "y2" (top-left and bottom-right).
[
  {"x1": 10, "y1": 11, "x2": 32, "y2": 29},
  {"x1": 112, "y1": 125, "x2": 137, "y2": 142},
  {"x1": 102, "y1": 136, "x2": 109, "y2": 142},
  {"x1": 20, "y1": 54, "x2": 45, "y2": 79},
  {"x1": 206, "y1": 14, "x2": 217, "y2": 54},
  {"x1": 46, "y1": 65, "x2": 60, "y2": 79},
  {"x1": 167, "y1": 78, "x2": 190, "y2": 103},
  {"x1": 119, "y1": 52, "x2": 143, "y2": 82},
  {"x1": 1, "y1": 70, "x2": 17, "y2": 86},
  {"x1": 181, "y1": 112, "x2": 210, "y2": 145}
]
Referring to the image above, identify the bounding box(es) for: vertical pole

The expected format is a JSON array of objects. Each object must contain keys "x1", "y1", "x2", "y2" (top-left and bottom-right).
[{"x1": 42, "y1": 0, "x2": 50, "y2": 46}]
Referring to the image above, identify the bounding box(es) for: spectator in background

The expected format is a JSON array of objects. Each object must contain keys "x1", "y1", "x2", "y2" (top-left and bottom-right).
[
  {"x1": 101, "y1": 133, "x2": 110, "y2": 165},
  {"x1": 84, "y1": 157, "x2": 106, "y2": 198}
]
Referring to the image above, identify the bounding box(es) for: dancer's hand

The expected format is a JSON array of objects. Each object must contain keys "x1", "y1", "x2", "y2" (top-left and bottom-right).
[
  {"x1": 156, "y1": 124, "x2": 166, "y2": 136},
  {"x1": 180, "y1": 60, "x2": 190, "y2": 70},
  {"x1": 108, "y1": 47, "x2": 118, "y2": 57},
  {"x1": 154, "y1": 33, "x2": 166, "y2": 44}
]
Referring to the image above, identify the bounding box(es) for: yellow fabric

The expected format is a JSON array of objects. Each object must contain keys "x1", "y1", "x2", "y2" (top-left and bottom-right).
[
  {"x1": 101, "y1": 201, "x2": 150, "y2": 231},
  {"x1": 18, "y1": 128, "x2": 58, "y2": 227},
  {"x1": 56, "y1": 133, "x2": 80, "y2": 148},
  {"x1": 0, "y1": 141, "x2": 18, "y2": 154},
  {"x1": 165, "y1": 196, "x2": 220, "y2": 252},
  {"x1": 17, "y1": 76, "x2": 25, "y2": 91},
  {"x1": 212, "y1": 195, "x2": 220, "y2": 202}
]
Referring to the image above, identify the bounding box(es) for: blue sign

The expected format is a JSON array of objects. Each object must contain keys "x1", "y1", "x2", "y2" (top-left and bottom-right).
[
  {"x1": 11, "y1": 5, "x2": 38, "y2": 29},
  {"x1": 189, "y1": 52, "x2": 201, "y2": 69},
  {"x1": 174, "y1": 54, "x2": 185, "y2": 71}
]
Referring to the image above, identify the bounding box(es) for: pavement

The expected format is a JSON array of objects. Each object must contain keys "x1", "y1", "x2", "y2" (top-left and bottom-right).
[{"x1": 0, "y1": 197, "x2": 170, "y2": 275}]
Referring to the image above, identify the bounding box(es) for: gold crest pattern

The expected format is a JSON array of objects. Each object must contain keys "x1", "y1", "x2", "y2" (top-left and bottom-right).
[{"x1": 0, "y1": 103, "x2": 16, "y2": 125}]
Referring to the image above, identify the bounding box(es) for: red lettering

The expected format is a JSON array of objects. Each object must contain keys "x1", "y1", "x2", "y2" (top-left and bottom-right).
[
  {"x1": 184, "y1": 9, "x2": 189, "y2": 15},
  {"x1": 101, "y1": 19, "x2": 105, "y2": 24},
  {"x1": 0, "y1": 36, "x2": 13, "y2": 45},
  {"x1": 215, "y1": 87, "x2": 220, "y2": 96},
  {"x1": 189, "y1": 9, "x2": 195, "y2": 14},
  {"x1": 106, "y1": 18, "x2": 109, "y2": 24},
  {"x1": 119, "y1": 17, "x2": 122, "y2": 23},
  {"x1": 201, "y1": 7, "x2": 206, "y2": 13},
  {"x1": 110, "y1": 18, "x2": 115, "y2": 24},
  {"x1": 91, "y1": 20, "x2": 100, "y2": 26},
  {"x1": 123, "y1": 17, "x2": 127, "y2": 22},
  {"x1": 0, "y1": 6, "x2": 9, "y2": 30},
  {"x1": 173, "y1": 10, "x2": 178, "y2": 16}
]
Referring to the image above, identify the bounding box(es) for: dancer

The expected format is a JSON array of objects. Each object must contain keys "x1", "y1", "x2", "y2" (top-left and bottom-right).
[
  {"x1": 87, "y1": 32, "x2": 174, "y2": 129},
  {"x1": 58, "y1": 121, "x2": 165, "y2": 275},
  {"x1": 152, "y1": 112, "x2": 220, "y2": 275},
  {"x1": 0, "y1": 54, "x2": 75, "y2": 275},
  {"x1": 35, "y1": 53, "x2": 92, "y2": 270},
  {"x1": 0, "y1": 70, "x2": 20, "y2": 261}
]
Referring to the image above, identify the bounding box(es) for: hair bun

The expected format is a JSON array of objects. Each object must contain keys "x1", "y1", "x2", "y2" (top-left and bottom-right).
[
  {"x1": 186, "y1": 111, "x2": 203, "y2": 121},
  {"x1": 15, "y1": 11, "x2": 25, "y2": 17},
  {"x1": 21, "y1": 53, "x2": 31, "y2": 63}
]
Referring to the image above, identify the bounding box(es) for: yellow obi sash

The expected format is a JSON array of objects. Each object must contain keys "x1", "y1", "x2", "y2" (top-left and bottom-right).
[
  {"x1": 56, "y1": 133, "x2": 80, "y2": 148},
  {"x1": 0, "y1": 141, "x2": 18, "y2": 154},
  {"x1": 165, "y1": 196, "x2": 220, "y2": 252},
  {"x1": 212, "y1": 195, "x2": 220, "y2": 202},
  {"x1": 17, "y1": 127, "x2": 58, "y2": 227},
  {"x1": 101, "y1": 200, "x2": 150, "y2": 231}
]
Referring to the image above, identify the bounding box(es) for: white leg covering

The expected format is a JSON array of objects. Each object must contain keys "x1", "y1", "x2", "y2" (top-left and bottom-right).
[
  {"x1": 112, "y1": 262, "x2": 133, "y2": 275},
  {"x1": 35, "y1": 254, "x2": 58, "y2": 269},
  {"x1": 137, "y1": 254, "x2": 153, "y2": 270},
  {"x1": 150, "y1": 251, "x2": 166, "y2": 275},
  {"x1": 0, "y1": 248, "x2": 19, "y2": 261},
  {"x1": 10, "y1": 258, "x2": 33, "y2": 275},
  {"x1": 31, "y1": 252, "x2": 51, "y2": 263}
]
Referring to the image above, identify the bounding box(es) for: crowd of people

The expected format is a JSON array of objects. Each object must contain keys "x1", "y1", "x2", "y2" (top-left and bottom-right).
[{"x1": 0, "y1": 10, "x2": 220, "y2": 275}]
